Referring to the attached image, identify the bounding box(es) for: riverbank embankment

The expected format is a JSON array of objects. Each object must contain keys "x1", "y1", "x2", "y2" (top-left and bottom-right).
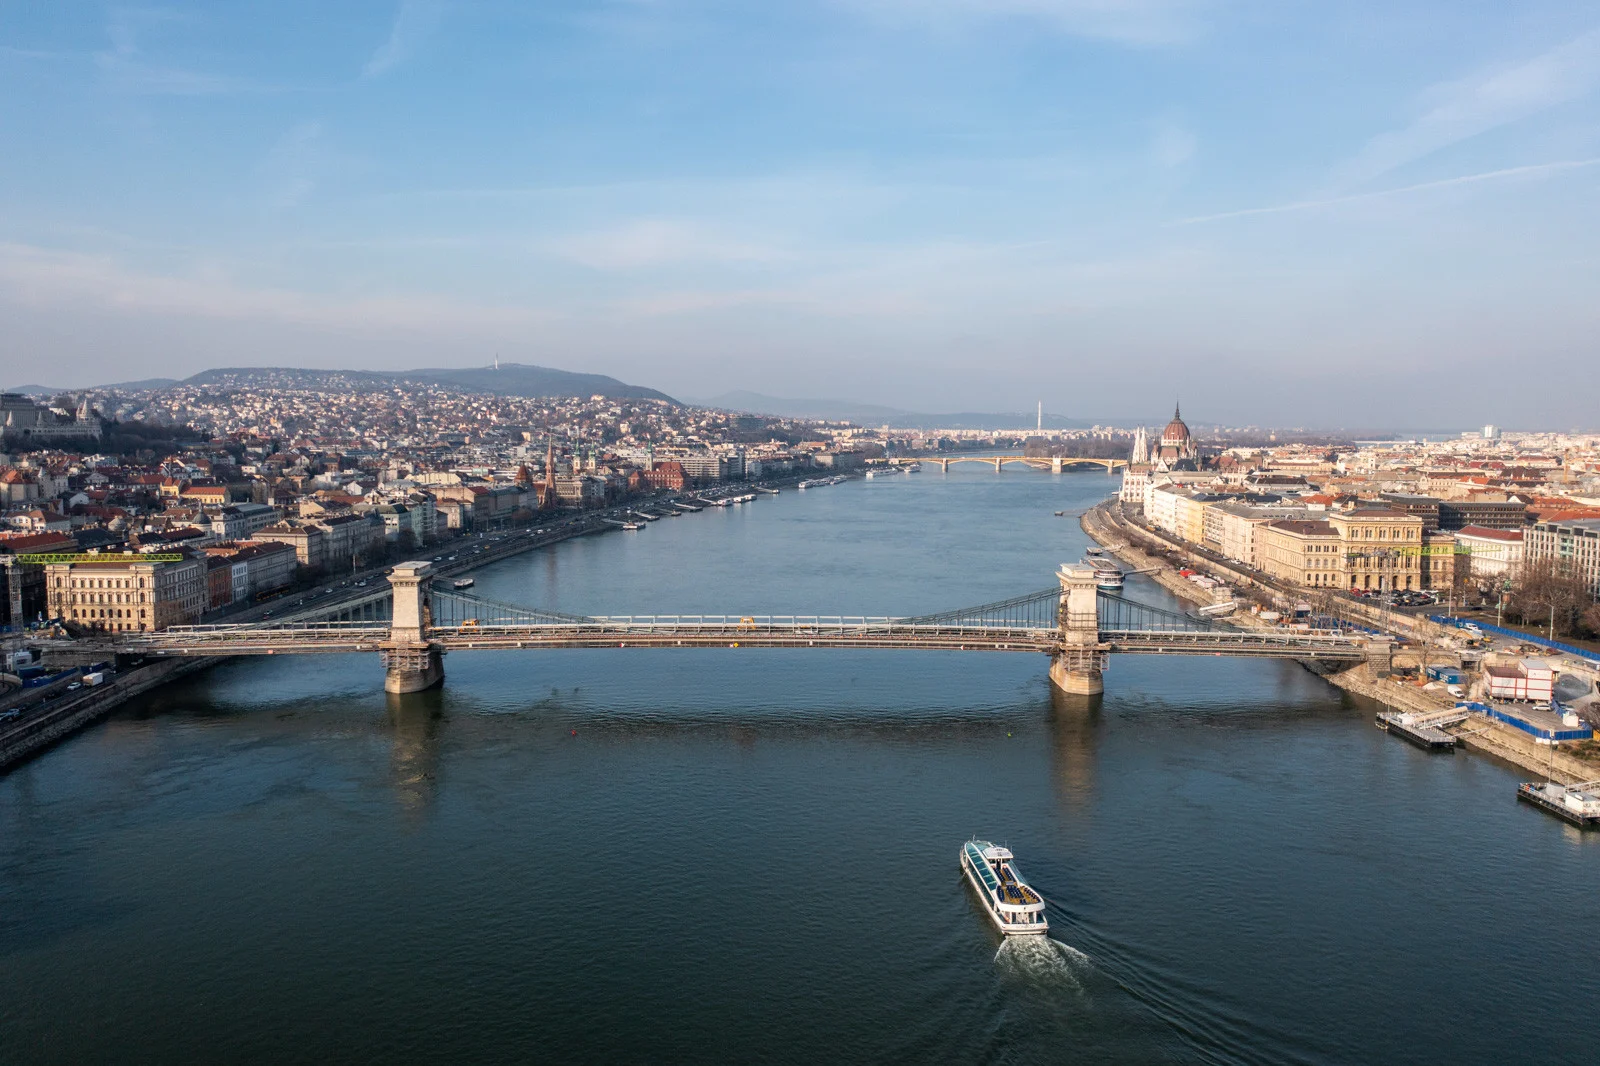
[
  {"x1": 0, "y1": 657, "x2": 219, "y2": 773},
  {"x1": 1082, "y1": 501, "x2": 1599, "y2": 784}
]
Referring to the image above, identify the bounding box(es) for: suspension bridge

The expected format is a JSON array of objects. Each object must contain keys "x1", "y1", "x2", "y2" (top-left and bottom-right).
[
  {"x1": 889, "y1": 455, "x2": 1127, "y2": 473},
  {"x1": 75, "y1": 562, "x2": 1380, "y2": 696}
]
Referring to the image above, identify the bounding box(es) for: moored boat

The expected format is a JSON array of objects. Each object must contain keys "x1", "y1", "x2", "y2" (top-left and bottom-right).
[
  {"x1": 1517, "y1": 780, "x2": 1600, "y2": 827},
  {"x1": 960, "y1": 840, "x2": 1048, "y2": 935},
  {"x1": 1085, "y1": 558, "x2": 1124, "y2": 591},
  {"x1": 452, "y1": 578, "x2": 475, "y2": 589}
]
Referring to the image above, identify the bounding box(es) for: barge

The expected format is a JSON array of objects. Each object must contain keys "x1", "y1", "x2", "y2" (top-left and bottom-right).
[
  {"x1": 1517, "y1": 780, "x2": 1600, "y2": 828},
  {"x1": 1375, "y1": 710, "x2": 1465, "y2": 751}
]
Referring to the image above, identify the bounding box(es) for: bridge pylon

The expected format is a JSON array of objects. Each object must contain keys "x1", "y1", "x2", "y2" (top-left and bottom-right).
[
  {"x1": 381, "y1": 561, "x2": 445, "y2": 694},
  {"x1": 1052, "y1": 564, "x2": 1107, "y2": 696}
]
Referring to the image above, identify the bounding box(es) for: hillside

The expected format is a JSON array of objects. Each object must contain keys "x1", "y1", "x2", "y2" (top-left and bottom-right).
[{"x1": 183, "y1": 364, "x2": 676, "y2": 402}]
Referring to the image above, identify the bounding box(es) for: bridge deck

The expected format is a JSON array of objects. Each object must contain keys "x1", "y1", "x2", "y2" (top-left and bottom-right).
[
  {"x1": 67, "y1": 580, "x2": 1369, "y2": 663},
  {"x1": 96, "y1": 621, "x2": 1367, "y2": 660}
]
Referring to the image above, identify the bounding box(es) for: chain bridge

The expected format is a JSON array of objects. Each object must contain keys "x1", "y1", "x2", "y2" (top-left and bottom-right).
[
  {"x1": 889, "y1": 455, "x2": 1127, "y2": 473},
  {"x1": 90, "y1": 562, "x2": 1380, "y2": 696}
]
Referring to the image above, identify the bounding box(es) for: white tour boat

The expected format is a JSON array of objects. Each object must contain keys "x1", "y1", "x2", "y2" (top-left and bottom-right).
[
  {"x1": 960, "y1": 840, "x2": 1048, "y2": 936},
  {"x1": 1086, "y1": 558, "x2": 1124, "y2": 591}
]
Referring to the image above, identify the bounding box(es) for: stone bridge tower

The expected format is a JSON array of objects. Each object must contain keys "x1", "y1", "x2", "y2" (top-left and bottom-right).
[
  {"x1": 381, "y1": 561, "x2": 445, "y2": 693},
  {"x1": 1050, "y1": 564, "x2": 1107, "y2": 696}
]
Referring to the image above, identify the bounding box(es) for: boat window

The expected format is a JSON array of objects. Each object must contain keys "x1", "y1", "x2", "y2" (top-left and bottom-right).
[{"x1": 965, "y1": 844, "x2": 1001, "y2": 890}]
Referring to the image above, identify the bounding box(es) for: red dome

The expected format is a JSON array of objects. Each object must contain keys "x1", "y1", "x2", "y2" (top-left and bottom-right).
[{"x1": 1160, "y1": 403, "x2": 1190, "y2": 444}]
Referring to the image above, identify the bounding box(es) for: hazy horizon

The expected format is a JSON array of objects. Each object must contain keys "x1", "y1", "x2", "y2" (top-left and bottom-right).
[{"x1": 3, "y1": 2, "x2": 1598, "y2": 426}]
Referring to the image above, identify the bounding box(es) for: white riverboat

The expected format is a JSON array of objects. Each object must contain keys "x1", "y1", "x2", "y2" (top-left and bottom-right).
[
  {"x1": 452, "y1": 578, "x2": 475, "y2": 589},
  {"x1": 1087, "y1": 559, "x2": 1124, "y2": 591},
  {"x1": 960, "y1": 840, "x2": 1048, "y2": 936}
]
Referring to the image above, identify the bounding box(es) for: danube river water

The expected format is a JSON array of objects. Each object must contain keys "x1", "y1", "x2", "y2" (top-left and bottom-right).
[{"x1": 2, "y1": 470, "x2": 1597, "y2": 1064}]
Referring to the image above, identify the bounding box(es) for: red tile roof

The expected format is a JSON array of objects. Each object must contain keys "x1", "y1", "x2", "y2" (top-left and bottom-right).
[{"x1": 1454, "y1": 525, "x2": 1523, "y2": 542}]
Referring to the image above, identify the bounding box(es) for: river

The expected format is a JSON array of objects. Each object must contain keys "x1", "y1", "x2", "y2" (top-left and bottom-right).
[{"x1": 2, "y1": 469, "x2": 1596, "y2": 1064}]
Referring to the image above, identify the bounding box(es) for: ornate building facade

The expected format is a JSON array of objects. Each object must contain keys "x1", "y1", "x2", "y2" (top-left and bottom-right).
[
  {"x1": 1153, "y1": 403, "x2": 1198, "y2": 468},
  {"x1": 0, "y1": 393, "x2": 102, "y2": 445},
  {"x1": 1120, "y1": 402, "x2": 1200, "y2": 502}
]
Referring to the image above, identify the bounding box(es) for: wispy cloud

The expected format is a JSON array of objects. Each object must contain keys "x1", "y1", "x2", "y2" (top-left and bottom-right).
[
  {"x1": 95, "y1": 53, "x2": 256, "y2": 95},
  {"x1": 549, "y1": 220, "x2": 789, "y2": 270},
  {"x1": 261, "y1": 121, "x2": 326, "y2": 208},
  {"x1": 363, "y1": 0, "x2": 443, "y2": 78},
  {"x1": 96, "y1": 6, "x2": 269, "y2": 95},
  {"x1": 0, "y1": 44, "x2": 75, "y2": 60},
  {"x1": 1334, "y1": 27, "x2": 1600, "y2": 187},
  {"x1": 840, "y1": 0, "x2": 1206, "y2": 46},
  {"x1": 1150, "y1": 122, "x2": 1196, "y2": 168},
  {"x1": 1182, "y1": 158, "x2": 1600, "y2": 224},
  {"x1": 0, "y1": 242, "x2": 552, "y2": 331}
]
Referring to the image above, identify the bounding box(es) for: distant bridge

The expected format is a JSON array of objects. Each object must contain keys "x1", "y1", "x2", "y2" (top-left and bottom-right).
[
  {"x1": 77, "y1": 562, "x2": 1379, "y2": 697},
  {"x1": 890, "y1": 455, "x2": 1127, "y2": 473}
]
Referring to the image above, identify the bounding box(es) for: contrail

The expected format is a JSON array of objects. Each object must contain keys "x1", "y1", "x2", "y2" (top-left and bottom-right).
[{"x1": 1181, "y1": 158, "x2": 1600, "y2": 225}]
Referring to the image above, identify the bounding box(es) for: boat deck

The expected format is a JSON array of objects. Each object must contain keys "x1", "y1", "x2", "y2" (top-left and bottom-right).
[
  {"x1": 1376, "y1": 711, "x2": 1462, "y2": 751},
  {"x1": 1518, "y1": 782, "x2": 1600, "y2": 827},
  {"x1": 965, "y1": 841, "x2": 1043, "y2": 906},
  {"x1": 997, "y1": 880, "x2": 1040, "y2": 906}
]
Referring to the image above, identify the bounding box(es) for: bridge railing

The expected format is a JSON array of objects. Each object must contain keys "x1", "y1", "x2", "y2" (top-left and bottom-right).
[
  {"x1": 1103, "y1": 628, "x2": 1368, "y2": 658},
  {"x1": 432, "y1": 617, "x2": 1057, "y2": 636},
  {"x1": 116, "y1": 621, "x2": 392, "y2": 648},
  {"x1": 152, "y1": 620, "x2": 394, "y2": 634}
]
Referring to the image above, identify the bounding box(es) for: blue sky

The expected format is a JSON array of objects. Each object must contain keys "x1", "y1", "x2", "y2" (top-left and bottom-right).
[{"x1": 2, "y1": 1, "x2": 1598, "y2": 427}]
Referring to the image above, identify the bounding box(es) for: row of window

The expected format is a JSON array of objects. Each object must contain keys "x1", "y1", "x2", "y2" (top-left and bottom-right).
[
  {"x1": 55, "y1": 592, "x2": 151, "y2": 605},
  {"x1": 57, "y1": 576, "x2": 152, "y2": 589},
  {"x1": 1345, "y1": 526, "x2": 1419, "y2": 540}
]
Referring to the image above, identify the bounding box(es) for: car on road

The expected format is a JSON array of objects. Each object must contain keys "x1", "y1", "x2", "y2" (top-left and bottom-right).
[{"x1": 68, "y1": 682, "x2": 82, "y2": 691}]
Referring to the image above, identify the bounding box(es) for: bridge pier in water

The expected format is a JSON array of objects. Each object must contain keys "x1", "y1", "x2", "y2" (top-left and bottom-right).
[
  {"x1": 382, "y1": 561, "x2": 445, "y2": 694},
  {"x1": 1051, "y1": 565, "x2": 1107, "y2": 696}
]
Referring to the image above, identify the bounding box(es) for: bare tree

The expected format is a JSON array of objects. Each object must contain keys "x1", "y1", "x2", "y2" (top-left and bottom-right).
[{"x1": 1507, "y1": 558, "x2": 1593, "y2": 637}]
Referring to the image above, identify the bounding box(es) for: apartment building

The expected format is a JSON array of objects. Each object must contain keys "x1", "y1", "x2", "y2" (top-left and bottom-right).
[
  {"x1": 1257, "y1": 520, "x2": 1345, "y2": 588},
  {"x1": 1526, "y1": 518, "x2": 1600, "y2": 598},
  {"x1": 1207, "y1": 503, "x2": 1310, "y2": 571},
  {"x1": 210, "y1": 502, "x2": 279, "y2": 540},
  {"x1": 1452, "y1": 526, "x2": 1524, "y2": 582}
]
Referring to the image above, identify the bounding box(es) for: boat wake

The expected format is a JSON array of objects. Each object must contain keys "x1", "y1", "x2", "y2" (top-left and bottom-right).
[{"x1": 994, "y1": 936, "x2": 1092, "y2": 993}]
